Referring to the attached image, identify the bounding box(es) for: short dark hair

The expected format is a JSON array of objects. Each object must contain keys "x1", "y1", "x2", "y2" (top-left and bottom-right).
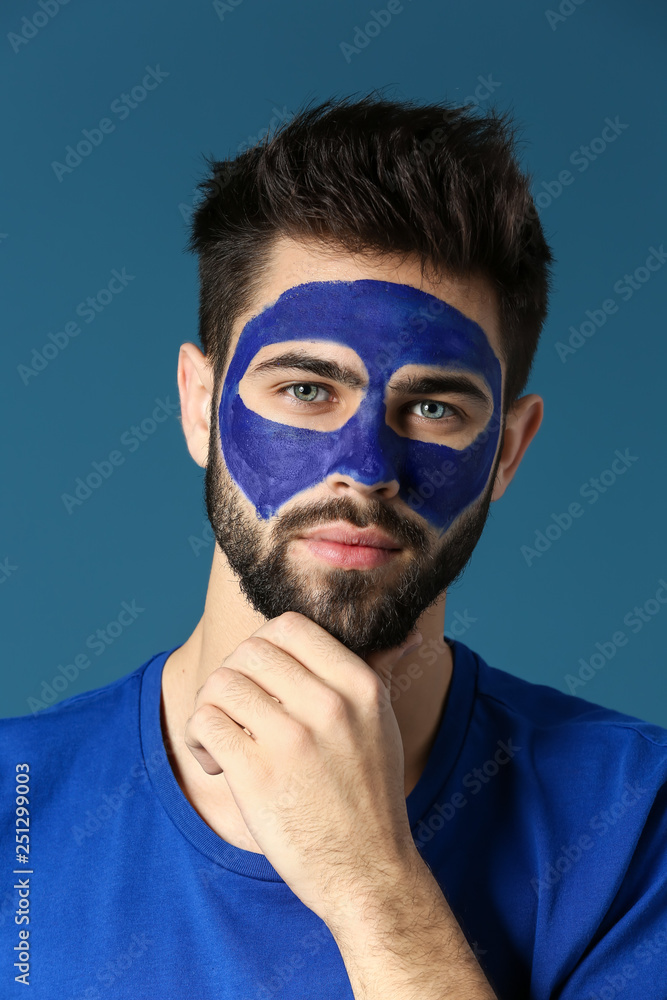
[{"x1": 185, "y1": 91, "x2": 555, "y2": 412}]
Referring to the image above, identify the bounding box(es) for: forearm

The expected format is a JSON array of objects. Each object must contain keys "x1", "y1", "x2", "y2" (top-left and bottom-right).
[{"x1": 327, "y1": 852, "x2": 499, "y2": 1000}]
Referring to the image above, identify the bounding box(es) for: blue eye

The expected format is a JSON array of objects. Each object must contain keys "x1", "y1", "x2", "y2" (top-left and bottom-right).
[
  {"x1": 408, "y1": 400, "x2": 453, "y2": 420},
  {"x1": 281, "y1": 383, "x2": 460, "y2": 424},
  {"x1": 285, "y1": 383, "x2": 329, "y2": 403}
]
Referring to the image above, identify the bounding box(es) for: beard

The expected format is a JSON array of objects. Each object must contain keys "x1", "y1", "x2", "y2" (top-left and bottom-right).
[{"x1": 204, "y1": 418, "x2": 504, "y2": 660}]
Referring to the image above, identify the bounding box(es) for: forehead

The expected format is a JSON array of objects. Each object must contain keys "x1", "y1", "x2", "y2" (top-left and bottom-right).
[
  {"x1": 223, "y1": 236, "x2": 504, "y2": 378},
  {"x1": 230, "y1": 279, "x2": 499, "y2": 387}
]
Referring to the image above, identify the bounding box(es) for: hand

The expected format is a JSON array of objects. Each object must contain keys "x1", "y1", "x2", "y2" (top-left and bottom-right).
[{"x1": 183, "y1": 611, "x2": 423, "y2": 925}]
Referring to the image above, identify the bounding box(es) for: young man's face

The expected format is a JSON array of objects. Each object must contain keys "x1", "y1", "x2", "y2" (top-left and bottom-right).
[{"x1": 204, "y1": 236, "x2": 506, "y2": 657}]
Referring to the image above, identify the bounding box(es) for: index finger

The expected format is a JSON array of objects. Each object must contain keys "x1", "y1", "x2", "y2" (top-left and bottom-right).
[{"x1": 251, "y1": 611, "x2": 368, "y2": 694}]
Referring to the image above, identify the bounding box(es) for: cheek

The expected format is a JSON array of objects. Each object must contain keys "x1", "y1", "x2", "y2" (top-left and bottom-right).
[
  {"x1": 218, "y1": 392, "x2": 338, "y2": 520},
  {"x1": 400, "y1": 415, "x2": 502, "y2": 532}
]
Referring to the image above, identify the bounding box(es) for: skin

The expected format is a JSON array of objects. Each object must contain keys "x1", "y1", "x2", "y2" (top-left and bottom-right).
[{"x1": 161, "y1": 234, "x2": 543, "y2": 858}]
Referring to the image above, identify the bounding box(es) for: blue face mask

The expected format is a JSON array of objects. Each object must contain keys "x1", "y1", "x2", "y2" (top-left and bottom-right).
[{"x1": 218, "y1": 279, "x2": 502, "y2": 535}]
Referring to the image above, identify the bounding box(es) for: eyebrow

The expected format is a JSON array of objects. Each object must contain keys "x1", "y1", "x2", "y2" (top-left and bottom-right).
[
  {"x1": 246, "y1": 350, "x2": 493, "y2": 407},
  {"x1": 247, "y1": 352, "x2": 367, "y2": 389}
]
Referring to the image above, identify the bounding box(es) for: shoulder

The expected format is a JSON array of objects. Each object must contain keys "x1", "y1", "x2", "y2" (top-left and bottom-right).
[
  {"x1": 480, "y1": 654, "x2": 667, "y2": 736},
  {"x1": 463, "y1": 643, "x2": 667, "y2": 781}
]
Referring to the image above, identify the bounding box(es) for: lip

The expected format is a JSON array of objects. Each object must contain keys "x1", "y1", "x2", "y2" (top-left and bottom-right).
[
  {"x1": 296, "y1": 522, "x2": 403, "y2": 570},
  {"x1": 299, "y1": 522, "x2": 402, "y2": 550}
]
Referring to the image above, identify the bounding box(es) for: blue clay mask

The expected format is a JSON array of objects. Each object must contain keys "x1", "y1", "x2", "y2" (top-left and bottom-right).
[{"x1": 218, "y1": 279, "x2": 502, "y2": 535}]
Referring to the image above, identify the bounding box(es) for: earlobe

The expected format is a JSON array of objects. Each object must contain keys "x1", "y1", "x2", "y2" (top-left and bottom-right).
[
  {"x1": 177, "y1": 342, "x2": 215, "y2": 469},
  {"x1": 491, "y1": 394, "x2": 544, "y2": 502}
]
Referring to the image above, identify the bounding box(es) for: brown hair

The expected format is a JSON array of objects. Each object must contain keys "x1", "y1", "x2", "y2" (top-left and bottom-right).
[{"x1": 185, "y1": 90, "x2": 555, "y2": 412}]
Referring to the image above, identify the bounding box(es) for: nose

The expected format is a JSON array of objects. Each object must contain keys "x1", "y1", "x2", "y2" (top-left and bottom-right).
[
  {"x1": 322, "y1": 392, "x2": 404, "y2": 502},
  {"x1": 324, "y1": 471, "x2": 400, "y2": 502}
]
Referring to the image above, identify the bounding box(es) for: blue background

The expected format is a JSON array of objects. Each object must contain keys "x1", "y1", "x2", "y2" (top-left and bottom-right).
[{"x1": 1, "y1": 0, "x2": 665, "y2": 722}]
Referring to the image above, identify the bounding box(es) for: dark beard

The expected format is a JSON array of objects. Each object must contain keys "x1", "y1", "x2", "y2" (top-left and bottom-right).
[{"x1": 204, "y1": 417, "x2": 504, "y2": 659}]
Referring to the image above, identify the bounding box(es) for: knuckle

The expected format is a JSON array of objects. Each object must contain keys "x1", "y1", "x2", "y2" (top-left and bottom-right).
[
  {"x1": 320, "y1": 688, "x2": 347, "y2": 722},
  {"x1": 357, "y1": 672, "x2": 384, "y2": 706},
  {"x1": 211, "y1": 666, "x2": 244, "y2": 698},
  {"x1": 240, "y1": 636, "x2": 270, "y2": 657},
  {"x1": 243, "y1": 635, "x2": 271, "y2": 651},
  {"x1": 240, "y1": 637, "x2": 273, "y2": 669},
  {"x1": 195, "y1": 701, "x2": 221, "y2": 726},
  {"x1": 277, "y1": 611, "x2": 305, "y2": 638},
  {"x1": 280, "y1": 611, "x2": 303, "y2": 627},
  {"x1": 283, "y1": 716, "x2": 309, "y2": 750},
  {"x1": 214, "y1": 664, "x2": 238, "y2": 683},
  {"x1": 187, "y1": 704, "x2": 225, "y2": 744}
]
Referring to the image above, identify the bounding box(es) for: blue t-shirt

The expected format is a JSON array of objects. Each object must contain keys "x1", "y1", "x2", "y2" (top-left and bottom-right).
[{"x1": 2, "y1": 638, "x2": 667, "y2": 999}]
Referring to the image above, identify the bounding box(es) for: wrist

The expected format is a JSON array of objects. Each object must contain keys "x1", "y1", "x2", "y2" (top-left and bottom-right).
[{"x1": 324, "y1": 846, "x2": 430, "y2": 945}]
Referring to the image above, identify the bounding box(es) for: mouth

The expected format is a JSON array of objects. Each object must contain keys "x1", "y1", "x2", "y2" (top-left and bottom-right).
[{"x1": 296, "y1": 522, "x2": 403, "y2": 569}]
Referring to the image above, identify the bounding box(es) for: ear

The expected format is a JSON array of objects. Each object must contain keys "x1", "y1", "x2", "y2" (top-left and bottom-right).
[
  {"x1": 177, "y1": 342, "x2": 215, "y2": 469},
  {"x1": 491, "y1": 394, "x2": 544, "y2": 502}
]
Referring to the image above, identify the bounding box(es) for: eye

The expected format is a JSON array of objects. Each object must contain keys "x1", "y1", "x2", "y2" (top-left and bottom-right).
[
  {"x1": 282, "y1": 383, "x2": 333, "y2": 405},
  {"x1": 279, "y1": 383, "x2": 463, "y2": 425},
  {"x1": 406, "y1": 400, "x2": 459, "y2": 422}
]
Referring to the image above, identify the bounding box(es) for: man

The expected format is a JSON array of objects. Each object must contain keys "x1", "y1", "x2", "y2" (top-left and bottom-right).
[{"x1": 2, "y1": 94, "x2": 667, "y2": 1000}]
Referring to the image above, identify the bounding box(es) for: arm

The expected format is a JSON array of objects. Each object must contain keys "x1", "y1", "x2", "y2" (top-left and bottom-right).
[
  {"x1": 327, "y1": 850, "x2": 499, "y2": 1000},
  {"x1": 183, "y1": 612, "x2": 500, "y2": 997}
]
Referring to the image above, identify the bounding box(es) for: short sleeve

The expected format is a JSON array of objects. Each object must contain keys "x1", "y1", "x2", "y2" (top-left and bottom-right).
[{"x1": 551, "y1": 775, "x2": 667, "y2": 999}]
